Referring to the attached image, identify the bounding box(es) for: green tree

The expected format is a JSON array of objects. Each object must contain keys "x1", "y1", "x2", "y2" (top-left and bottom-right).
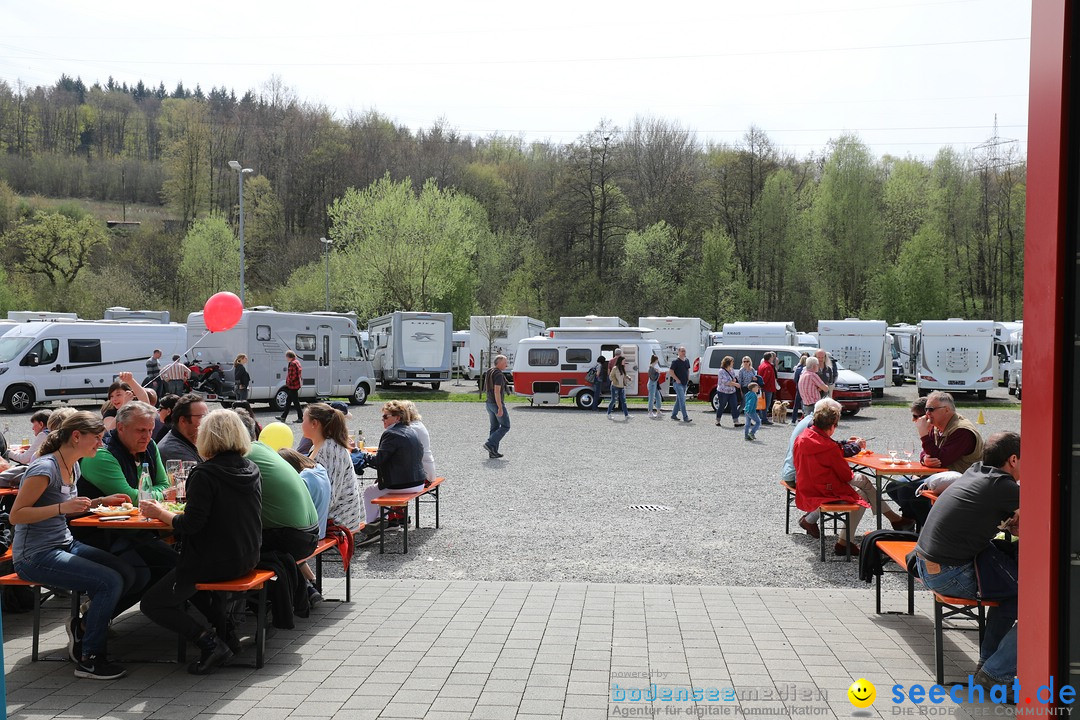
[
  {"x1": 240, "y1": 174, "x2": 288, "y2": 290},
  {"x1": 4, "y1": 212, "x2": 108, "y2": 286},
  {"x1": 620, "y1": 221, "x2": 687, "y2": 317},
  {"x1": 178, "y1": 216, "x2": 239, "y2": 306},
  {"x1": 160, "y1": 98, "x2": 211, "y2": 223},
  {"x1": 685, "y1": 226, "x2": 744, "y2": 328}
]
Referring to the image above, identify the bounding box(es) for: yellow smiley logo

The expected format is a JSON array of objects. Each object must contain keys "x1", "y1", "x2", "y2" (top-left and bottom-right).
[{"x1": 847, "y1": 678, "x2": 876, "y2": 708}]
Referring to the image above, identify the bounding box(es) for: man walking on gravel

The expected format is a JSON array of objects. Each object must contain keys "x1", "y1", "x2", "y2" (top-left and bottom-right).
[
  {"x1": 669, "y1": 346, "x2": 691, "y2": 423},
  {"x1": 483, "y1": 355, "x2": 510, "y2": 459}
]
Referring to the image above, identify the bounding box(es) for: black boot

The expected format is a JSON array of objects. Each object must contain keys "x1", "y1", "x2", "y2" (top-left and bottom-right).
[{"x1": 189, "y1": 629, "x2": 234, "y2": 675}]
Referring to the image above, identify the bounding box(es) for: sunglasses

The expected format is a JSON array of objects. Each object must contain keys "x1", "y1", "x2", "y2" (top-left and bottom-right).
[
  {"x1": 381, "y1": 414, "x2": 393, "y2": 420},
  {"x1": 925, "y1": 407, "x2": 943, "y2": 413}
]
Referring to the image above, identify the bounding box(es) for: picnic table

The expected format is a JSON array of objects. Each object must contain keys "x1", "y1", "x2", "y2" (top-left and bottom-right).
[
  {"x1": 69, "y1": 512, "x2": 171, "y2": 531},
  {"x1": 846, "y1": 450, "x2": 939, "y2": 529}
]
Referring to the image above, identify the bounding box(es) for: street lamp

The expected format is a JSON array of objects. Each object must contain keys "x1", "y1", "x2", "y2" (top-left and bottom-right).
[
  {"x1": 228, "y1": 160, "x2": 254, "y2": 305},
  {"x1": 320, "y1": 237, "x2": 333, "y2": 311}
]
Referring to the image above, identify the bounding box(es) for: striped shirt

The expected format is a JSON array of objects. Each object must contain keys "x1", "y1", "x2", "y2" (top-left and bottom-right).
[{"x1": 159, "y1": 361, "x2": 191, "y2": 382}]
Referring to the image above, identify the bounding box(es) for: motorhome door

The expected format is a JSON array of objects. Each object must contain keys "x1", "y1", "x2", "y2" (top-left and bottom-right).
[
  {"x1": 317, "y1": 326, "x2": 333, "y2": 395},
  {"x1": 620, "y1": 344, "x2": 639, "y2": 395}
]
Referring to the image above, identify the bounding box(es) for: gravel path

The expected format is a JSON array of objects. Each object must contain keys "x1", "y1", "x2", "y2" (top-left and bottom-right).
[{"x1": 251, "y1": 399, "x2": 1020, "y2": 591}]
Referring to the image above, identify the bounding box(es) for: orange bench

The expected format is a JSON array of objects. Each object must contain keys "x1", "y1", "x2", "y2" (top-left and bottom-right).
[
  {"x1": 780, "y1": 480, "x2": 796, "y2": 533},
  {"x1": 176, "y1": 569, "x2": 278, "y2": 669},
  {"x1": 370, "y1": 477, "x2": 444, "y2": 554},
  {"x1": 875, "y1": 540, "x2": 917, "y2": 615},
  {"x1": 300, "y1": 536, "x2": 353, "y2": 603},
  {"x1": 817, "y1": 502, "x2": 863, "y2": 562}
]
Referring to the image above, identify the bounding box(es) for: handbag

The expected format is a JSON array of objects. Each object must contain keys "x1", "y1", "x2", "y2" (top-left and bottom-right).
[{"x1": 757, "y1": 393, "x2": 766, "y2": 411}]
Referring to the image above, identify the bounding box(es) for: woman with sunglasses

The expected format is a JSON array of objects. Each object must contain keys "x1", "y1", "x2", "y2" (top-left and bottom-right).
[{"x1": 356, "y1": 401, "x2": 426, "y2": 546}]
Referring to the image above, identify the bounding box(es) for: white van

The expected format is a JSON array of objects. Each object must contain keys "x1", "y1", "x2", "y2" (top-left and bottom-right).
[
  {"x1": 721, "y1": 322, "x2": 798, "y2": 347},
  {"x1": 187, "y1": 308, "x2": 375, "y2": 408},
  {"x1": 512, "y1": 327, "x2": 664, "y2": 409},
  {"x1": 368, "y1": 311, "x2": 453, "y2": 390},
  {"x1": 103, "y1": 307, "x2": 171, "y2": 324},
  {"x1": 0, "y1": 321, "x2": 188, "y2": 412},
  {"x1": 638, "y1": 316, "x2": 712, "y2": 392},
  {"x1": 917, "y1": 319, "x2": 995, "y2": 398},
  {"x1": 467, "y1": 315, "x2": 546, "y2": 383},
  {"x1": 817, "y1": 319, "x2": 892, "y2": 397}
]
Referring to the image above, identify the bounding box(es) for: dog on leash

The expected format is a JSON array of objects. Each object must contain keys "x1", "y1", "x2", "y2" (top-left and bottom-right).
[{"x1": 771, "y1": 400, "x2": 791, "y2": 424}]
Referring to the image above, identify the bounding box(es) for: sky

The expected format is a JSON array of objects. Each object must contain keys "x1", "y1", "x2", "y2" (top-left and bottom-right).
[{"x1": 0, "y1": 0, "x2": 1032, "y2": 159}]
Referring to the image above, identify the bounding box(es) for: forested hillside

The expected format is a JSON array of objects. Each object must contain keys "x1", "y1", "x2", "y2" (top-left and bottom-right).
[{"x1": 0, "y1": 75, "x2": 1025, "y2": 328}]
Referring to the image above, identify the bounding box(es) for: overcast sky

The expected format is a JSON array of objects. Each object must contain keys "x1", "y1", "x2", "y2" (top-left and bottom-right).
[{"x1": 0, "y1": 0, "x2": 1031, "y2": 159}]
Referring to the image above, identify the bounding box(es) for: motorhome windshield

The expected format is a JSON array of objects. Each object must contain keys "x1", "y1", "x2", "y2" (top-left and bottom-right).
[{"x1": 0, "y1": 336, "x2": 33, "y2": 363}]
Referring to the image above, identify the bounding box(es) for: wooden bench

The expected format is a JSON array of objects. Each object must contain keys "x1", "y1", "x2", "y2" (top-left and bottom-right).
[
  {"x1": 780, "y1": 480, "x2": 796, "y2": 533},
  {"x1": 875, "y1": 540, "x2": 918, "y2": 615},
  {"x1": 175, "y1": 569, "x2": 277, "y2": 669},
  {"x1": 299, "y1": 536, "x2": 352, "y2": 603},
  {"x1": 370, "y1": 477, "x2": 444, "y2": 554},
  {"x1": 817, "y1": 502, "x2": 863, "y2": 562}
]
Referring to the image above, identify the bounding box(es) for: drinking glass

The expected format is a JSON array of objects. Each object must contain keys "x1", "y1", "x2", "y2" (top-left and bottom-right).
[
  {"x1": 178, "y1": 461, "x2": 197, "y2": 502},
  {"x1": 165, "y1": 460, "x2": 181, "y2": 487},
  {"x1": 902, "y1": 440, "x2": 915, "y2": 465},
  {"x1": 887, "y1": 439, "x2": 899, "y2": 464}
]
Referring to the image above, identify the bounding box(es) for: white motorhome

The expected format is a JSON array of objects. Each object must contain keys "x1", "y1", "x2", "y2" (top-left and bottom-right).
[
  {"x1": 368, "y1": 311, "x2": 453, "y2": 390},
  {"x1": 638, "y1": 316, "x2": 712, "y2": 391},
  {"x1": 797, "y1": 332, "x2": 818, "y2": 348},
  {"x1": 0, "y1": 321, "x2": 187, "y2": 412},
  {"x1": 451, "y1": 330, "x2": 470, "y2": 377},
  {"x1": 558, "y1": 315, "x2": 628, "y2": 328},
  {"x1": 721, "y1": 322, "x2": 798, "y2": 347},
  {"x1": 1006, "y1": 329, "x2": 1022, "y2": 397},
  {"x1": 467, "y1": 315, "x2": 546, "y2": 384},
  {"x1": 187, "y1": 308, "x2": 375, "y2": 408},
  {"x1": 887, "y1": 323, "x2": 921, "y2": 384},
  {"x1": 917, "y1": 319, "x2": 995, "y2": 398},
  {"x1": 993, "y1": 321, "x2": 1023, "y2": 387},
  {"x1": 512, "y1": 326, "x2": 664, "y2": 409},
  {"x1": 103, "y1": 307, "x2": 171, "y2": 324},
  {"x1": 817, "y1": 319, "x2": 892, "y2": 397}
]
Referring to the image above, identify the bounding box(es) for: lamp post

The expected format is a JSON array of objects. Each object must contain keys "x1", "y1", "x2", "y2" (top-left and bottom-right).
[
  {"x1": 319, "y1": 237, "x2": 333, "y2": 311},
  {"x1": 228, "y1": 160, "x2": 254, "y2": 305}
]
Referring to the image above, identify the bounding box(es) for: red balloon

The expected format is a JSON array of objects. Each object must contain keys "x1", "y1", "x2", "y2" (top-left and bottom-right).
[{"x1": 203, "y1": 292, "x2": 243, "y2": 333}]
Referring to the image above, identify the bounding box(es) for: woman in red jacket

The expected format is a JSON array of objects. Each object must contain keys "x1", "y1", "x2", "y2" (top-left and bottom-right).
[{"x1": 792, "y1": 401, "x2": 869, "y2": 556}]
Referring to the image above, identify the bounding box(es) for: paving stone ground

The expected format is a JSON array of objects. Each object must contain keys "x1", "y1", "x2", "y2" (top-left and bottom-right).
[{"x1": 4, "y1": 579, "x2": 1005, "y2": 720}]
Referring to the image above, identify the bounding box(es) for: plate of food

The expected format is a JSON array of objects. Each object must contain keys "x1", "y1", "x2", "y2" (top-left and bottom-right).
[
  {"x1": 90, "y1": 502, "x2": 137, "y2": 516},
  {"x1": 163, "y1": 502, "x2": 186, "y2": 513}
]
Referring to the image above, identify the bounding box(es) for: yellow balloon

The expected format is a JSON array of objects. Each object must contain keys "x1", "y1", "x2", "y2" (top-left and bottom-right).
[{"x1": 258, "y1": 422, "x2": 294, "y2": 452}]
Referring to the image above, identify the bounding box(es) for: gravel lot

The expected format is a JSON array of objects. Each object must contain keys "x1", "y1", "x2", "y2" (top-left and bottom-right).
[{"x1": 248, "y1": 397, "x2": 1021, "y2": 591}]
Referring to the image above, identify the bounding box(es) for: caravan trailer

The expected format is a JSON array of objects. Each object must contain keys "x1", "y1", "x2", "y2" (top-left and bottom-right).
[
  {"x1": 0, "y1": 321, "x2": 187, "y2": 412},
  {"x1": 721, "y1": 322, "x2": 798, "y2": 347},
  {"x1": 368, "y1": 311, "x2": 453, "y2": 390},
  {"x1": 451, "y1": 331, "x2": 470, "y2": 377},
  {"x1": 512, "y1": 326, "x2": 664, "y2": 409},
  {"x1": 557, "y1": 315, "x2": 628, "y2": 328},
  {"x1": 917, "y1": 319, "x2": 995, "y2": 398},
  {"x1": 467, "y1": 315, "x2": 545, "y2": 384},
  {"x1": 638, "y1": 316, "x2": 712, "y2": 392},
  {"x1": 187, "y1": 308, "x2": 375, "y2": 408},
  {"x1": 817, "y1": 319, "x2": 891, "y2": 397},
  {"x1": 887, "y1": 324, "x2": 920, "y2": 384}
]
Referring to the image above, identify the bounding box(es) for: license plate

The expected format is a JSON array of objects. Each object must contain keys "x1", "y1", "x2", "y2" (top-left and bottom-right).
[
  {"x1": 948, "y1": 380, "x2": 965, "y2": 385},
  {"x1": 414, "y1": 374, "x2": 430, "y2": 378}
]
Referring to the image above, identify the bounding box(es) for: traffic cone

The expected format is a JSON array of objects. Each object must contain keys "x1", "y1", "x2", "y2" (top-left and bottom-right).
[{"x1": 977, "y1": 410, "x2": 986, "y2": 424}]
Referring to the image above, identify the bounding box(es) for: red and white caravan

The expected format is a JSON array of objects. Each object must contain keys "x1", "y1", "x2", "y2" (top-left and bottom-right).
[{"x1": 511, "y1": 327, "x2": 665, "y2": 409}]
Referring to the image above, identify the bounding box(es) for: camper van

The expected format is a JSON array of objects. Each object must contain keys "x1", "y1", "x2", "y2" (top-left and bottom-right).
[
  {"x1": 917, "y1": 319, "x2": 995, "y2": 398},
  {"x1": 638, "y1": 316, "x2": 712, "y2": 392},
  {"x1": 103, "y1": 307, "x2": 171, "y2": 324},
  {"x1": 721, "y1": 322, "x2": 798, "y2": 347},
  {"x1": 887, "y1": 324, "x2": 920, "y2": 385},
  {"x1": 368, "y1": 311, "x2": 453, "y2": 390},
  {"x1": 0, "y1": 321, "x2": 187, "y2": 412},
  {"x1": 558, "y1": 315, "x2": 628, "y2": 328},
  {"x1": 817, "y1": 319, "x2": 892, "y2": 397},
  {"x1": 993, "y1": 321, "x2": 1023, "y2": 387},
  {"x1": 512, "y1": 326, "x2": 664, "y2": 409},
  {"x1": 451, "y1": 330, "x2": 470, "y2": 377},
  {"x1": 697, "y1": 344, "x2": 873, "y2": 415},
  {"x1": 187, "y1": 308, "x2": 375, "y2": 408},
  {"x1": 467, "y1": 315, "x2": 546, "y2": 384}
]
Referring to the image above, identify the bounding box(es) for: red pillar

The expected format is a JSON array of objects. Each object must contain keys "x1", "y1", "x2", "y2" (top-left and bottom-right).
[{"x1": 1020, "y1": 0, "x2": 1069, "y2": 697}]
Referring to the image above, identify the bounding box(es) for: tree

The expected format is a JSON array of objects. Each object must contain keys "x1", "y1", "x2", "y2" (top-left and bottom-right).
[
  {"x1": 160, "y1": 98, "x2": 211, "y2": 223},
  {"x1": 178, "y1": 216, "x2": 240, "y2": 305},
  {"x1": 685, "y1": 226, "x2": 744, "y2": 328},
  {"x1": 4, "y1": 212, "x2": 107, "y2": 286},
  {"x1": 240, "y1": 174, "x2": 288, "y2": 290},
  {"x1": 620, "y1": 222, "x2": 687, "y2": 318}
]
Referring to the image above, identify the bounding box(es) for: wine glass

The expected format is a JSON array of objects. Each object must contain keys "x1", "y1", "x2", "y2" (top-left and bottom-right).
[
  {"x1": 902, "y1": 440, "x2": 915, "y2": 465},
  {"x1": 887, "y1": 439, "x2": 899, "y2": 465}
]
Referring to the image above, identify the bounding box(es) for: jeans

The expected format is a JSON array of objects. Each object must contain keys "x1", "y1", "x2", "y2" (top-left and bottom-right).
[
  {"x1": 607, "y1": 386, "x2": 628, "y2": 417},
  {"x1": 140, "y1": 569, "x2": 227, "y2": 643},
  {"x1": 982, "y1": 624, "x2": 1017, "y2": 682},
  {"x1": 670, "y1": 382, "x2": 688, "y2": 420},
  {"x1": 15, "y1": 541, "x2": 138, "y2": 657},
  {"x1": 761, "y1": 391, "x2": 774, "y2": 423},
  {"x1": 262, "y1": 526, "x2": 319, "y2": 562},
  {"x1": 744, "y1": 409, "x2": 761, "y2": 438},
  {"x1": 486, "y1": 402, "x2": 510, "y2": 451},
  {"x1": 715, "y1": 391, "x2": 739, "y2": 423},
  {"x1": 647, "y1": 379, "x2": 663, "y2": 414},
  {"x1": 280, "y1": 388, "x2": 303, "y2": 421},
  {"x1": 593, "y1": 382, "x2": 605, "y2": 410},
  {"x1": 915, "y1": 557, "x2": 1017, "y2": 667}
]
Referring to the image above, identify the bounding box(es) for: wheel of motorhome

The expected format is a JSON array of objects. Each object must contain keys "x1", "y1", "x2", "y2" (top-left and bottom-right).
[
  {"x1": 272, "y1": 388, "x2": 288, "y2": 411},
  {"x1": 431, "y1": 381, "x2": 441, "y2": 391},
  {"x1": 4, "y1": 385, "x2": 34, "y2": 413},
  {"x1": 574, "y1": 390, "x2": 597, "y2": 410},
  {"x1": 350, "y1": 382, "x2": 370, "y2": 406}
]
